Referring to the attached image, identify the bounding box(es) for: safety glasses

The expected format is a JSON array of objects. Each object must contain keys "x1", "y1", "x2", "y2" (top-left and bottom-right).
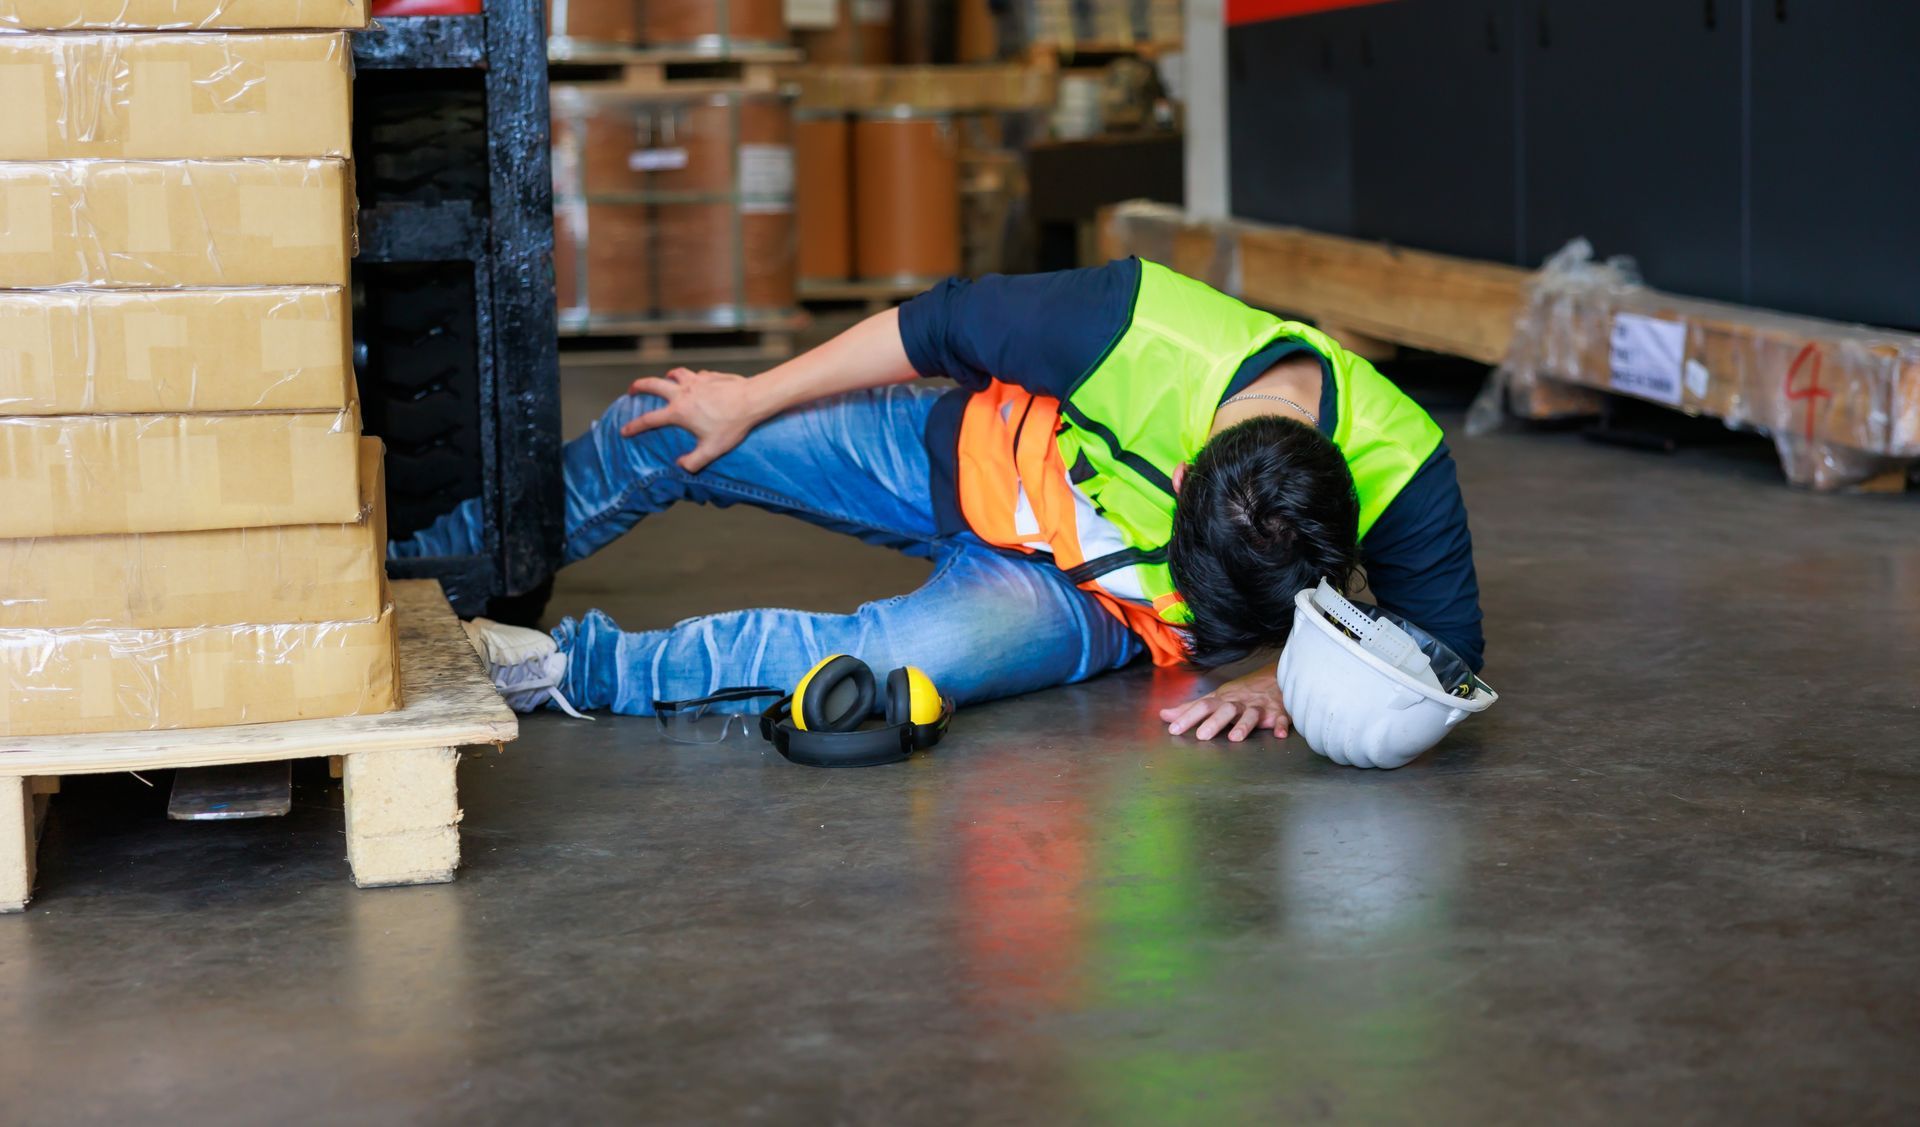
[{"x1": 652, "y1": 687, "x2": 784, "y2": 744}]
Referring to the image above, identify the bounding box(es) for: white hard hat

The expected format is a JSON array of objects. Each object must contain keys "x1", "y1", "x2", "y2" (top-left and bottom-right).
[{"x1": 1277, "y1": 580, "x2": 1499, "y2": 770}]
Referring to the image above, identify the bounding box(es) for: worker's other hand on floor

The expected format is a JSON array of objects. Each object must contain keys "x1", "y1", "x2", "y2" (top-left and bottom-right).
[
  {"x1": 1161, "y1": 664, "x2": 1290, "y2": 742},
  {"x1": 622, "y1": 367, "x2": 759, "y2": 473}
]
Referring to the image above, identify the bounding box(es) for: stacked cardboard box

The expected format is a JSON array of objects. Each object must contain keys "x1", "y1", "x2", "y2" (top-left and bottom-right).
[{"x1": 0, "y1": 2, "x2": 401, "y2": 738}]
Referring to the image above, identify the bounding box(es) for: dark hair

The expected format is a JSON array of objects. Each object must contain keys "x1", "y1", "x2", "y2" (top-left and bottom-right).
[{"x1": 1168, "y1": 416, "x2": 1361, "y2": 668}]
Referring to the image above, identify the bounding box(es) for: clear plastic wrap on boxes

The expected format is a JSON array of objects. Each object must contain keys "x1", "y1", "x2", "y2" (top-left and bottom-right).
[
  {"x1": 0, "y1": 602, "x2": 400, "y2": 737},
  {"x1": 0, "y1": 287, "x2": 352, "y2": 414},
  {"x1": 1475, "y1": 239, "x2": 1920, "y2": 490},
  {"x1": 0, "y1": 438, "x2": 386, "y2": 630},
  {"x1": 0, "y1": 33, "x2": 352, "y2": 160},
  {"x1": 0, "y1": 158, "x2": 354, "y2": 288},
  {"x1": 0, "y1": 406, "x2": 363, "y2": 539},
  {"x1": 0, "y1": 1, "x2": 370, "y2": 30}
]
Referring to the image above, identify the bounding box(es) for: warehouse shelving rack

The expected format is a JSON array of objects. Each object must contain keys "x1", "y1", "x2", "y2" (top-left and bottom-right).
[{"x1": 351, "y1": 8, "x2": 564, "y2": 621}]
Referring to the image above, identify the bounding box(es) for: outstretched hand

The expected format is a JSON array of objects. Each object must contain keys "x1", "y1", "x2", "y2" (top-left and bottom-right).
[
  {"x1": 621, "y1": 368, "x2": 765, "y2": 473},
  {"x1": 1160, "y1": 663, "x2": 1290, "y2": 742}
]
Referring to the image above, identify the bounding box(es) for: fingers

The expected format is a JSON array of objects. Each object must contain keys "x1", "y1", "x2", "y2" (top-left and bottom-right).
[
  {"x1": 1164, "y1": 697, "x2": 1291, "y2": 743},
  {"x1": 1163, "y1": 698, "x2": 1216, "y2": 736},
  {"x1": 618, "y1": 406, "x2": 674, "y2": 438},
  {"x1": 1194, "y1": 702, "x2": 1241, "y2": 741},
  {"x1": 677, "y1": 444, "x2": 718, "y2": 474},
  {"x1": 677, "y1": 429, "x2": 744, "y2": 473},
  {"x1": 628, "y1": 376, "x2": 682, "y2": 400}
]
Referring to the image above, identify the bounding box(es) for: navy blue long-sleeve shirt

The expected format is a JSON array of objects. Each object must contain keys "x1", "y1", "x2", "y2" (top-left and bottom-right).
[{"x1": 897, "y1": 259, "x2": 1486, "y2": 671}]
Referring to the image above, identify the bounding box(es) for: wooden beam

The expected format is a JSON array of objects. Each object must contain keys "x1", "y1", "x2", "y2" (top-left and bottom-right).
[
  {"x1": 1098, "y1": 202, "x2": 1920, "y2": 480},
  {"x1": 1237, "y1": 229, "x2": 1528, "y2": 367},
  {"x1": 1100, "y1": 201, "x2": 1530, "y2": 365},
  {"x1": 1098, "y1": 202, "x2": 1601, "y2": 421}
]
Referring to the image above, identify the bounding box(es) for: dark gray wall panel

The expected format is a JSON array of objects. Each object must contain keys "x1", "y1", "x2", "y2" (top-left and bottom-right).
[
  {"x1": 1749, "y1": 0, "x2": 1920, "y2": 329},
  {"x1": 1520, "y1": 0, "x2": 1745, "y2": 300},
  {"x1": 1227, "y1": 8, "x2": 1367, "y2": 236},
  {"x1": 1225, "y1": 0, "x2": 1919, "y2": 327},
  {"x1": 1351, "y1": 0, "x2": 1521, "y2": 263}
]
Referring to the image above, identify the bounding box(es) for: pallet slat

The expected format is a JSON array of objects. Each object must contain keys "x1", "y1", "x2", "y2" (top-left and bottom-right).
[
  {"x1": 783, "y1": 63, "x2": 1056, "y2": 112},
  {"x1": 1, "y1": 580, "x2": 519, "y2": 909},
  {"x1": 547, "y1": 44, "x2": 800, "y2": 93},
  {"x1": 558, "y1": 316, "x2": 804, "y2": 366}
]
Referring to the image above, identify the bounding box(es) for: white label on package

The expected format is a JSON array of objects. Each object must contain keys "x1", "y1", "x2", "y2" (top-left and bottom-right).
[
  {"x1": 785, "y1": 0, "x2": 837, "y2": 30},
  {"x1": 629, "y1": 148, "x2": 690, "y2": 172},
  {"x1": 1684, "y1": 358, "x2": 1711, "y2": 400},
  {"x1": 854, "y1": 0, "x2": 890, "y2": 24},
  {"x1": 740, "y1": 144, "x2": 795, "y2": 214},
  {"x1": 1608, "y1": 313, "x2": 1687, "y2": 407}
]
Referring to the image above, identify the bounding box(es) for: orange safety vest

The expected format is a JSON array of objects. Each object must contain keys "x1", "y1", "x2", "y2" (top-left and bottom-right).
[{"x1": 955, "y1": 381, "x2": 1192, "y2": 666}]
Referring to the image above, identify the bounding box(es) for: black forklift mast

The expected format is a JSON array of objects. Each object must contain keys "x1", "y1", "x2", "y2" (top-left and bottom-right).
[{"x1": 351, "y1": 5, "x2": 565, "y2": 623}]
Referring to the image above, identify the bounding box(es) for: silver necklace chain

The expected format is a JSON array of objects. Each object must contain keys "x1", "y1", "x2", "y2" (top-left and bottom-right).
[{"x1": 1221, "y1": 392, "x2": 1318, "y2": 426}]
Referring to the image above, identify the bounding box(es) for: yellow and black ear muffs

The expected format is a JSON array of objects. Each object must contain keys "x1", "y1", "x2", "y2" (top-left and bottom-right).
[{"x1": 758, "y1": 654, "x2": 953, "y2": 768}]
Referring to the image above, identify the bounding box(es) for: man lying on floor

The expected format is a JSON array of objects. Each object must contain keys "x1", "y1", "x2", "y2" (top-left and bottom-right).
[{"x1": 394, "y1": 258, "x2": 1484, "y2": 744}]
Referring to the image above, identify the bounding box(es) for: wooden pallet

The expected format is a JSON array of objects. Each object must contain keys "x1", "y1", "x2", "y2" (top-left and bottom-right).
[
  {"x1": 557, "y1": 314, "x2": 806, "y2": 366},
  {"x1": 0, "y1": 580, "x2": 518, "y2": 911},
  {"x1": 548, "y1": 43, "x2": 800, "y2": 93}
]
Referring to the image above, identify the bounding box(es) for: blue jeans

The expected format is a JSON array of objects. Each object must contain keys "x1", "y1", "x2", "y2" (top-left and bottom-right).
[{"x1": 394, "y1": 385, "x2": 1142, "y2": 714}]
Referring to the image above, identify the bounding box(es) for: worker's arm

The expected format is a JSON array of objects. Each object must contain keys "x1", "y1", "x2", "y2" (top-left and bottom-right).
[
  {"x1": 894, "y1": 262, "x2": 1139, "y2": 394},
  {"x1": 618, "y1": 261, "x2": 1141, "y2": 471},
  {"x1": 1360, "y1": 444, "x2": 1485, "y2": 671},
  {"x1": 620, "y1": 307, "x2": 918, "y2": 472}
]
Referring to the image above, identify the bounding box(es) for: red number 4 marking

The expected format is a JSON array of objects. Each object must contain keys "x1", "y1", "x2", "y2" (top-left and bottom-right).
[{"x1": 1783, "y1": 343, "x2": 1831, "y2": 442}]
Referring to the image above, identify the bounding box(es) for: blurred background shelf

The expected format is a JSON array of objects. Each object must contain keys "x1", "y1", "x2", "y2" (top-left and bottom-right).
[{"x1": 539, "y1": 0, "x2": 1186, "y2": 368}]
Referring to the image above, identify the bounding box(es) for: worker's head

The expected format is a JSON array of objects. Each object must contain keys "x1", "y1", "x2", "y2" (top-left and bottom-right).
[{"x1": 1169, "y1": 416, "x2": 1360, "y2": 668}]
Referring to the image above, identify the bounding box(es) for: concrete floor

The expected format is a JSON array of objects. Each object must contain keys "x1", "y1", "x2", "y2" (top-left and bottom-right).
[{"x1": 3, "y1": 366, "x2": 1917, "y2": 1125}]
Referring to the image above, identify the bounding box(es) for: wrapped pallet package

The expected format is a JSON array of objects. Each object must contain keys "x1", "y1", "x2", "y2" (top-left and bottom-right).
[
  {"x1": 0, "y1": 1, "x2": 371, "y2": 31},
  {"x1": 0, "y1": 33, "x2": 353, "y2": 160}
]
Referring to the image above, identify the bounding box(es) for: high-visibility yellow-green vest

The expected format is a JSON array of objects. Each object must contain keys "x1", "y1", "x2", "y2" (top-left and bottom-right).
[{"x1": 1055, "y1": 260, "x2": 1444, "y2": 627}]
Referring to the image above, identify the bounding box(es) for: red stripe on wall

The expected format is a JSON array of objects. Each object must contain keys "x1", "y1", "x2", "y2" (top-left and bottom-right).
[{"x1": 1226, "y1": 0, "x2": 1396, "y2": 28}]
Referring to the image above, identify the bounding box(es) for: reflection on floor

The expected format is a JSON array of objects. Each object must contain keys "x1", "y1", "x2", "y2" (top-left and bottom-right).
[{"x1": 2, "y1": 367, "x2": 1916, "y2": 1123}]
